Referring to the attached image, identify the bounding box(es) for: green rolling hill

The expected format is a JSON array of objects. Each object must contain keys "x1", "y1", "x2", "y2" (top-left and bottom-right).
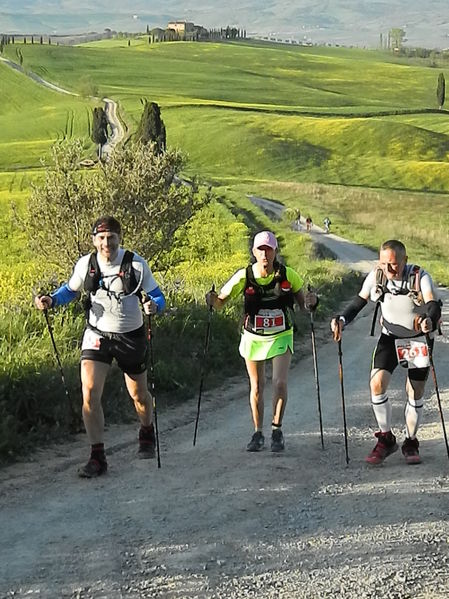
[{"x1": 2, "y1": 40, "x2": 449, "y2": 192}]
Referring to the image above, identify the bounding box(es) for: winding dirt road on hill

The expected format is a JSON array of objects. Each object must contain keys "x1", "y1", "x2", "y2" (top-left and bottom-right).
[
  {"x1": 101, "y1": 98, "x2": 125, "y2": 157},
  {"x1": 1, "y1": 216, "x2": 449, "y2": 599},
  {"x1": 0, "y1": 57, "x2": 123, "y2": 158}
]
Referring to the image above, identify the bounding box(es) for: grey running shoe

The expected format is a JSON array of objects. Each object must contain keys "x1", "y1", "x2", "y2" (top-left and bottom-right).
[
  {"x1": 402, "y1": 437, "x2": 421, "y2": 465},
  {"x1": 271, "y1": 428, "x2": 285, "y2": 452},
  {"x1": 78, "y1": 457, "x2": 108, "y2": 478},
  {"x1": 247, "y1": 431, "x2": 264, "y2": 452}
]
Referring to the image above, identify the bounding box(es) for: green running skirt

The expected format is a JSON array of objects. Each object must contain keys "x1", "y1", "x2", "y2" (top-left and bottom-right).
[{"x1": 239, "y1": 329, "x2": 293, "y2": 361}]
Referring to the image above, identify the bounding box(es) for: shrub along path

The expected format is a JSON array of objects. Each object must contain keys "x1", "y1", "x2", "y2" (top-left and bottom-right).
[{"x1": 1, "y1": 231, "x2": 449, "y2": 598}]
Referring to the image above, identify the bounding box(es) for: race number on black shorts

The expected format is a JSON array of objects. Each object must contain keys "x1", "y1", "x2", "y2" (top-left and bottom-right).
[{"x1": 372, "y1": 333, "x2": 432, "y2": 382}]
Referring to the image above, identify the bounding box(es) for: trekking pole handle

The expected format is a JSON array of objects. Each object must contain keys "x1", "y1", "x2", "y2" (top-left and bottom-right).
[
  {"x1": 332, "y1": 316, "x2": 343, "y2": 342},
  {"x1": 306, "y1": 284, "x2": 318, "y2": 312}
]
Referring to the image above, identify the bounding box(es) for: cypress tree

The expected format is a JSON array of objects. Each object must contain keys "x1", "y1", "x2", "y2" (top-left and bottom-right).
[
  {"x1": 91, "y1": 107, "x2": 108, "y2": 157},
  {"x1": 136, "y1": 100, "x2": 166, "y2": 153},
  {"x1": 437, "y1": 73, "x2": 446, "y2": 109}
]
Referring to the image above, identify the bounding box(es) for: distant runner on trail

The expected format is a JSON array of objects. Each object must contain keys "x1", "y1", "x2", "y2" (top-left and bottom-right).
[
  {"x1": 206, "y1": 230, "x2": 318, "y2": 453},
  {"x1": 34, "y1": 216, "x2": 166, "y2": 478},
  {"x1": 323, "y1": 217, "x2": 331, "y2": 233},
  {"x1": 306, "y1": 217, "x2": 313, "y2": 232},
  {"x1": 294, "y1": 210, "x2": 301, "y2": 231},
  {"x1": 331, "y1": 239, "x2": 441, "y2": 465}
]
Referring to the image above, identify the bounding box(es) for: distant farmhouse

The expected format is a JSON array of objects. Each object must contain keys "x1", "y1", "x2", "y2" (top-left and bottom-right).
[
  {"x1": 168, "y1": 21, "x2": 209, "y2": 41},
  {"x1": 149, "y1": 21, "x2": 208, "y2": 42},
  {"x1": 149, "y1": 21, "x2": 245, "y2": 43}
]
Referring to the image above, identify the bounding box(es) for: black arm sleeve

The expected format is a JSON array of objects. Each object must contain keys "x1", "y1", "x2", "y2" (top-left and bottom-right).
[
  {"x1": 425, "y1": 300, "x2": 442, "y2": 330},
  {"x1": 342, "y1": 295, "x2": 368, "y2": 325}
]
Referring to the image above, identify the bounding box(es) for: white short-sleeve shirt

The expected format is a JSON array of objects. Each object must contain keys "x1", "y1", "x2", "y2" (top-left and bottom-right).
[{"x1": 69, "y1": 248, "x2": 158, "y2": 333}]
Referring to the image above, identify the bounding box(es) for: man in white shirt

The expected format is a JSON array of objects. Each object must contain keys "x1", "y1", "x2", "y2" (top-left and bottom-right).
[{"x1": 35, "y1": 216, "x2": 166, "y2": 477}]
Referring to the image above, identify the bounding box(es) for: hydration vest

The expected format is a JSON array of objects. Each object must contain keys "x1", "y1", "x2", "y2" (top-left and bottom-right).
[
  {"x1": 84, "y1": 250, "x2": 140, "y2": 305},
  {"x1": 371, "y1": 264, "x2": 429, "y2": 338},
  {"x1": 374, "y1": 264, "x2": 423, "y2": 305},
  {"x1": 243, "y1": 262, "x2": 294, "y2": 334}
]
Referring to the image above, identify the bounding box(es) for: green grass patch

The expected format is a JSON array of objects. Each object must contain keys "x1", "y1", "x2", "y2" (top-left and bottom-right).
[
  {"x1": 159, "y1": 106, "x2": 449, "y2": 191},
  {"x1": 2, "y1": 41, "x2": 449, "y2": 191},
  {"x1": 0, "y1": 62, "x2": 94, "y2": 169}
]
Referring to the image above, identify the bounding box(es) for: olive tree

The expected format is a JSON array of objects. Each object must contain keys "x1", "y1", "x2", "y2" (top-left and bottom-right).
[{"x1": 20, "y1": 139, "x2": 210, "y2": 275}]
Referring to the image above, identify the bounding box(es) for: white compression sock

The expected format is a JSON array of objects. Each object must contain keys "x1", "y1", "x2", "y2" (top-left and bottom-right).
[
  {"x1": 371, "y1": 393, "x2": 392, "y2": 432},
  {"x1": 404, "y1": 397, "x2": 423, "y2": 439}
]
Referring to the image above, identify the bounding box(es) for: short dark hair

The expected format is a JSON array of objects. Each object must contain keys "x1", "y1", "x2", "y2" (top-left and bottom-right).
[
  {"x1": 92, "y1": 216, "x2": 121, "y2": 236},
  {"x1": 380, "y1": 239, "x2": 406, "y2": 259}
]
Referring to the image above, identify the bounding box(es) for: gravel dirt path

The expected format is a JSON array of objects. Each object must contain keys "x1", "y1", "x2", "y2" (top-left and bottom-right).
[{"x1": 1, "y1": 227, "x2": 449, "y2": 599}]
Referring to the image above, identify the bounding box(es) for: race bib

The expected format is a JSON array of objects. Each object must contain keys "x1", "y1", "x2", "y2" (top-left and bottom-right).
[
  {"x1": 395, "y1": 339, "x2": 430, "y2": 369},
  {"x1": 254, "y1": 309, "x2": 286, "y2": 335},
  {"x1": 81, "y1": 328, "x2": 103, "y2": 351}
]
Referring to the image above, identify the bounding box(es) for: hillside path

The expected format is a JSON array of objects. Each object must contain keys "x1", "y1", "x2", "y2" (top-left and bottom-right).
[
  {"x1": 248, "y1": 194, "x2": 377, "y2": 273},
  {"x1": 0, "y1": 57, "x2": 123, "y2": 156},
  {"x1": 0, "y1": 55, "x2": 79, "y2": 95},
  {"x1": 1, "y1": 203, "x2": 449, "y2": 598},
  {"x1": 101, "y1": 98, "x2": 125, "y2": 157}
]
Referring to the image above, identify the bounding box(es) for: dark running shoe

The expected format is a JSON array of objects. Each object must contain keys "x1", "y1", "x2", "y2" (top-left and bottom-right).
[
  {"x1": 78, "y1": 457, "x2": 108, "y2": 478},
  {"x1": 365, "y1": 431, "x2": 398, "y2": 464},
  {"x1": 402, "y1": 437, "x2": 421, "y2": 465},
  {"x1": 138, "y1": 425, "x2": 156, "y2": 459},
  {"x1": 247, "y1": 431, "x2": 264, "y2": 452},
  {"x1": 271, "y1": 428, "x2": 285, "y2": 452}
]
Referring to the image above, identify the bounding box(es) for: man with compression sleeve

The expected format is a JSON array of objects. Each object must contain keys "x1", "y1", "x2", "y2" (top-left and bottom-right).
[{"x1": 331, "y1": 239, "x2": 441, "y2": 465}]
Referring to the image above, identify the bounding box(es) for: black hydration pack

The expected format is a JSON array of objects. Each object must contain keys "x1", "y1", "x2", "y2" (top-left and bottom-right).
[
  {"x1": 243, "y1": 262, "x2": 294, "y2": 334},
  {"x1": 83, "y1": 250, "x2": 140, "y2": 312}
]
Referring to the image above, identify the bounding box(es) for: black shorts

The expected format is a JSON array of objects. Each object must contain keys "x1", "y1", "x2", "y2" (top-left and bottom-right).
[
  {"x1": 372, "y1": 333, "x2": 432, "y2": 382},
  {"x1": 81, "y1": 325, "x2": 148, "y2": 375}
]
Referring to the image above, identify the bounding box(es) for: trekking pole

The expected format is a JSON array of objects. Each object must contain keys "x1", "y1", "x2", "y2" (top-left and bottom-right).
[
  {"x1": 43, "y1": 309, "x2": 77, "y2": 431},
  {"x1": 426, "y1": 333, "x2": 449, "y2": 460},
  {"x1": 193, "y1": 284, "x2": 215, "y2": 446},
  {"x1": 307, "y1": 285, "x2": 324, "y2": 449},
  {"x1": 335, "y1": 334, "x2": 350, "y2": 465},
  {"x1": 370, "y1": 302, "x2": 380, "y2": 336},
  {"x1": 147, "y1": 314, "x2": 161, "y2": 468}
]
